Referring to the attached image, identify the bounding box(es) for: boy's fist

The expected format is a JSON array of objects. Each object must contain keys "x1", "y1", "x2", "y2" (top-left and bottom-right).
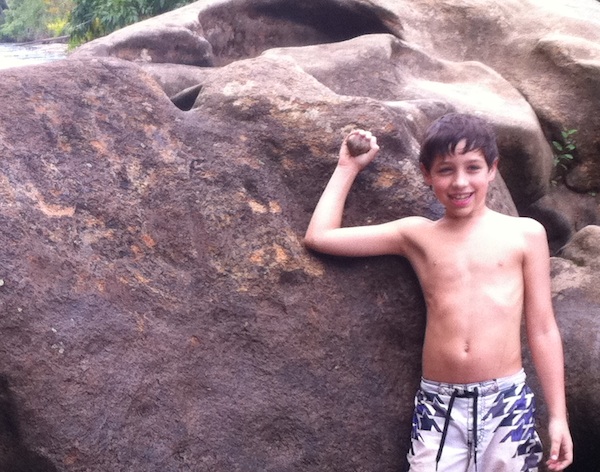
[{"x1": 346, "y1": 131, "x2": 373, "y2": 157}]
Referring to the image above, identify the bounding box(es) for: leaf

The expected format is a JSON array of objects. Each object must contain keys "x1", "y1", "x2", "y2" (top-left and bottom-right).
[{"x1": 552, "y1": 141, "x2": 563, "y2": 151}]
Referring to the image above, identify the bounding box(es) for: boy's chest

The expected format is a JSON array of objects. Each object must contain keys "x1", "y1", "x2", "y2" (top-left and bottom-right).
[{"x1": 416, "y1": 234, "x2": 523, "y2": 277}]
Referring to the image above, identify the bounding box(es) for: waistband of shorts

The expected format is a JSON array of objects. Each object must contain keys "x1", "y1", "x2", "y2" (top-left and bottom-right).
[{"x1": 420, "y1": 368, "x2": 526, "y2": 396}]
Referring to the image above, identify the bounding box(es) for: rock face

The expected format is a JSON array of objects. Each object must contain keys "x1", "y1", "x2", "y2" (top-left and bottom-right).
[
  {"x1": 1, "y1": 0, "x2": 599, "y2": 471},
  {"x1": 70, "y1": 3, "x2": 214, "y2": 66},
  {"x1": 74, "y1": 0, "x2": 600, "y2": 197},
  {"x1": 1, "y1": 57, "x2": 434, "y2": 471},
  {"x1": 549, "y1": 226, "x2": 600, "y2": 472}
]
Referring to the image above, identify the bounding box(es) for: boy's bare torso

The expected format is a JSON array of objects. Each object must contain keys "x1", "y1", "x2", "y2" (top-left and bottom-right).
[{"x1": 400, "y1": 210, "x2": 526, "y2": 384}]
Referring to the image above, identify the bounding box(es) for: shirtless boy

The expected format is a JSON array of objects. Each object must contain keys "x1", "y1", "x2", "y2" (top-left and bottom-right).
[{"x1": 304, "y1": 114, "x2": 572, "y2": 471}]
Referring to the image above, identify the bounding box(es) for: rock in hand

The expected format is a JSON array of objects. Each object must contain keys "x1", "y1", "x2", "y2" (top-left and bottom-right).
[{"x1": 346, "y1": 132, "x2": 372, "y2": 157}]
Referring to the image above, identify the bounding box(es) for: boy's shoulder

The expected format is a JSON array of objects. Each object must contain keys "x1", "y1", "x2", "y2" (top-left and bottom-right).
[
  {"x1": 484, "y1": 211, "x2": 548, "y2": 250},
  {"x1": 488, "y1": 211, "x2": 545, "y2": 234},
  {"x1": 388, "y1": 215, "x2": 434, "y2": 232}
]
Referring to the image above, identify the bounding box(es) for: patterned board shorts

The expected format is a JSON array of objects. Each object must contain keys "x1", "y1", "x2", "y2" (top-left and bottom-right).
[{"x1": 407, "y1": 369, "x2": 543, "y2": 471}]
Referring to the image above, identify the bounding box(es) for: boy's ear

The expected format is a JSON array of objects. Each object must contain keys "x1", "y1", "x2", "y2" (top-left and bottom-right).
[
  {"x1": 488, "y1": 158, "x2": 499, "y2": 181},
  {"x1": 420, "y1": 163, "x2": 433, "y2": 186}
]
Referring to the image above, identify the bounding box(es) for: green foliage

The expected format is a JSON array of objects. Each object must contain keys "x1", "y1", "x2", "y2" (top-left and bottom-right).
[
  {"x1": 550, "y1": 128, "x2": 578, "y2": 187},
  {"x1": 47, "y1": 15, "x2": 68, "y2": 35},
  {"x1": 1, "y1": 0, "x2": 48, "y2": 40},
  {"x1": 0, "y1": 0, "x2": 192, "y2": 43},
  {"x1": 552, "y1": 128, "x2": 577, "y2": 170},
  {"x1": 68, "y1": 0, "x2": 193, "y2": 45},
  {"x1": 0, "y1": 0, "x2": 72, "y2": 41}
]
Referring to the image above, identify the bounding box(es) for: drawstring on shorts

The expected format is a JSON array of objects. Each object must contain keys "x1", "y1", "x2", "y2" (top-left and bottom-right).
[{"x1": 435, "y1": 387, "x2": 479, "y2": 471}]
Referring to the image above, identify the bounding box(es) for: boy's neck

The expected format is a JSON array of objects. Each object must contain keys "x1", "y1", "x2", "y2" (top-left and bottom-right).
[{"x1": 440, "y1": 205, "x2": 493, "y2": 229}]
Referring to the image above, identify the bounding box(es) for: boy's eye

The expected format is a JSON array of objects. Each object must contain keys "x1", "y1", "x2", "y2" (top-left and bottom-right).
[{"x1": 468, "y1": 165, "x2": 483, "y2": 171}]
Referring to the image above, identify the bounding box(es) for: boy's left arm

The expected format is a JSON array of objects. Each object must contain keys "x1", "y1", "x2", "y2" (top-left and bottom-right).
[{"x1": 522, "y1": 220, "x2": 573, "y2": 471}]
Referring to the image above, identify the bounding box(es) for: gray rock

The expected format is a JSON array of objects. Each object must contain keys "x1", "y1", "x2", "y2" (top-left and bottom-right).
[{"x1": 549, "y1": 226, "x2": 600, "y2": 470}]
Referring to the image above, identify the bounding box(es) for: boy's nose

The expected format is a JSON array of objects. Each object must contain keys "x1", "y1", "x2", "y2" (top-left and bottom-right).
[{"x1": 452, "y1": 171, "x2": 468, "y2": 187}]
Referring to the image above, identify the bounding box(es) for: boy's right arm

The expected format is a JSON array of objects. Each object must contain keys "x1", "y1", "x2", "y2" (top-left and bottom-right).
[{"x1": 304, "y1": 131, "x2": 413, "y2": 257}]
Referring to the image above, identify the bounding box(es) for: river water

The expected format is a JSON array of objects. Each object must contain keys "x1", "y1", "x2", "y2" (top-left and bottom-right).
[{"x1": 0, "y1": 42, "x2": 68, "y2": 70}]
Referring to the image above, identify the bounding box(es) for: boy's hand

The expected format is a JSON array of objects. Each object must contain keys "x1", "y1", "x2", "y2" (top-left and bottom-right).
[
  {"x1": 546, "y1": 417, "x2": 573, "y2": 471},
  {"x1": 339, "y1": 130, "x2": 379, "y2": 170}
]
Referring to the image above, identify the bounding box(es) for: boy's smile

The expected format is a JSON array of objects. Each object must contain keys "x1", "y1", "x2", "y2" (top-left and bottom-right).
[
  {"x1": 449, "y1": 192, "x2": 474, "y2": 206},
  {"x1": 421, "y1": 142, "x2": 497, "y2": 218}
]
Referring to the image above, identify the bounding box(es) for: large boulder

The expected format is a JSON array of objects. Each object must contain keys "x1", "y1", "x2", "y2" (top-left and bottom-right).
[
  {"x1": 0, "y1": 55, "x2": 511, "y2": 471},
  {"x1": 549, "y1": 226, "x2": 600, "y2": 472},
  {"x1": 70, "y1": 3, "x2": 213, "y2": 66}
]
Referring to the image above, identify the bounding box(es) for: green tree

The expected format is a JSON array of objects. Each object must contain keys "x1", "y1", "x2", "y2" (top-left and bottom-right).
[
  {"x1": 0, "y1": 0, "x2": 71, "y2": 41},
  {"x1": 1, "y1": 0, "x2": 48, "y2": 40}
]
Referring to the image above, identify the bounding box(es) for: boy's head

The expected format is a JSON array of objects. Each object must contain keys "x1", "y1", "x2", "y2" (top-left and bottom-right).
[{"x1": 419, "y1": 113, "x2": 499, "y2": 172}]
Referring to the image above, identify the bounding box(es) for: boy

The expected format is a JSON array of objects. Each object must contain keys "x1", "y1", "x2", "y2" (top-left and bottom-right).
[{"x1": 304, "y1": 114, "x2": 572, "y2": 471}]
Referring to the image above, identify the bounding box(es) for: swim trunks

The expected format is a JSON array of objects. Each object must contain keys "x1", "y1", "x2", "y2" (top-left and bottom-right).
[{"x1": 407, "y1": 369, "x2": 543, "y2": 471}]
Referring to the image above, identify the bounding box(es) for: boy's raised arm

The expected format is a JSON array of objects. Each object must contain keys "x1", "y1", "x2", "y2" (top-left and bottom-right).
[
  {"x1": 304, "y1": 131, "x2": 407, "y2": 257},
  {"x1": 522, "y1": 220, "x2": 573, "y2": 471}
]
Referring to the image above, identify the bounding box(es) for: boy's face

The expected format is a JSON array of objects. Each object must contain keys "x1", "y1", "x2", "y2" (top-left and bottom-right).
[{"x1": 421, "y1": 141, "x2": 497, "y2": 219}]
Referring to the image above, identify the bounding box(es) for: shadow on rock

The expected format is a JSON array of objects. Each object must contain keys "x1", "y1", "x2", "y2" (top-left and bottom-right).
[
  {"x1": 200, "y1": 0, "x2": 402, "y2": 65},
  {"x1": 0, "y1": 376, "x2": 58, "y2": 472}
]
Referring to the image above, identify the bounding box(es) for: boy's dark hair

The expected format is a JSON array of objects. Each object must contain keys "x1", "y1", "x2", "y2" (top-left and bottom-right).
[{"x1": 419, "y1": 113, "x2": 499, "y2": 171}]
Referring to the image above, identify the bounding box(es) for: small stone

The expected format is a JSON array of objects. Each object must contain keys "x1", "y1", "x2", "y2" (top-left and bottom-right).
[{"x1": 346, "y1": 132, "x2": 372, "y2": 156}]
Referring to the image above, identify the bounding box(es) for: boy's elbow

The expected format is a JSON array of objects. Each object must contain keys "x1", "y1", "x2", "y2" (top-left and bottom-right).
[
  {"x1": 303, "y1": 231, "x2": 327, "y2": 253},
  {"x1": 303, "y1": 233, "x2": 318, "y2": 251}
]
